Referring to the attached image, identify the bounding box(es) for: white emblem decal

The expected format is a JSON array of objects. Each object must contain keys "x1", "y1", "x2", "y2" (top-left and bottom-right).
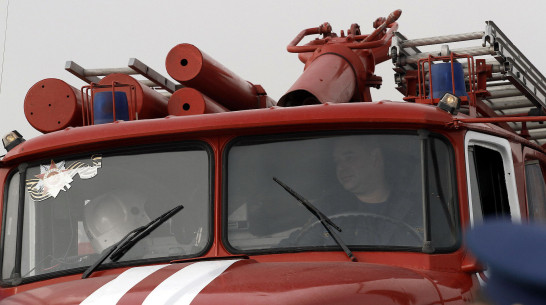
[{"x1": 26, "y1": 155, "x2": 102, "y2": 201}]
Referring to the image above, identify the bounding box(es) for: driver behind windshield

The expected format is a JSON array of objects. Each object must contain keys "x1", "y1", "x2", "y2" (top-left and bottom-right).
[{"x1": 284, "y1": 135, "x2": 424, "y2": 247}]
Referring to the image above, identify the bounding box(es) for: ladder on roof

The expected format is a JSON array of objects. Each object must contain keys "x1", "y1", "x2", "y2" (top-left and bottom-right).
[
  {"x1": 391, "y1": 21, "x2": 546, "y2": 145},
  {"x1": 64, "y1": 58, "x2": 181, "y2": 96}
]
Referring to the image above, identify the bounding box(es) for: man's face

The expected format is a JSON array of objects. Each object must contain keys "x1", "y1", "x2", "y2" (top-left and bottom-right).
[{"x1": 333, "y1": 137, "x2": 382, "y2": 195}]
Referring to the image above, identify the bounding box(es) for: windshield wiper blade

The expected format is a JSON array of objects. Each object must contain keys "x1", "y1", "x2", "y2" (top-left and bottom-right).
[
  {"x1": 82, "y1": 204, "x2": 184, "y2": 279},
  {"x1": 273, "y1": 177, "x2": 357, "y2": 262}
]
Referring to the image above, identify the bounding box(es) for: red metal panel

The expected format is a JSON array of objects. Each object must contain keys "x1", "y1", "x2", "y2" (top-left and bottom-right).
[
  {"x1": 3, "y1": 102, "x2": 457, "y2": 162},
  {"x1": 183, "y1": 260, "x2": 445, "y2": 304},
  {"x1": 0, "y1": 259, "x2": 473, "y2": 304}
]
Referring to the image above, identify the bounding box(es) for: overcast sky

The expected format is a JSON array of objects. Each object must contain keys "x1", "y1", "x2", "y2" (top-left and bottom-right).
[{"x1": 1, "y1": 0, "x2": 545, "y2": 153}]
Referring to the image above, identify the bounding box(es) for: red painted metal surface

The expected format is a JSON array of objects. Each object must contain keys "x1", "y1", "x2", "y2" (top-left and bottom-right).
[
  {"x1": 168, "y1": 87, "x2": 228, "y2": 116},
  {"x1": 165, "y1": 43, "x2": 275, "y2": 111},
  {"x1": 23, "y1": 78, "x2": 84, "y2": 133},
  {"x1": 2, "y1": 102, "x2": 456, "y2": 162},
  {"x1": 0, "y1": 258, "x2": 474, "y2": 304}
]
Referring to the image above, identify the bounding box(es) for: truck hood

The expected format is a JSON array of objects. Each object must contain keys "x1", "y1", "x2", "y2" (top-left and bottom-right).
[{"x1": 0, "y1": 258, "x2": 442, "y2": 305}]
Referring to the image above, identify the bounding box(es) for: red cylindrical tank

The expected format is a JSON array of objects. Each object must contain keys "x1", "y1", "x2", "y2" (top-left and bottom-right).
[
  {"x1": 165, "y1": 43, "x2": 275, "y2": 111},
  {"x1": 278, "y1": 45, "x2": 373, "y2": 106},
  {"x1": 24, "y1": 78, "x2": 84, "y2": 133},
  {"x1": 168, "y1": 88, "x2": 228, "y2": 116},
  {"x1": 98, "y1": 73, "x2": 169, "y2": 119},
  {"x1": 278, "y1": 53, "x2": 356, "y2": 106}
]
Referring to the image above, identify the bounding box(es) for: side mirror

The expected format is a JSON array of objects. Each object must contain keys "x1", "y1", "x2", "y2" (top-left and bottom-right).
[{"x1": 461, "y1": 253, "x2": 486, "y2": 274}]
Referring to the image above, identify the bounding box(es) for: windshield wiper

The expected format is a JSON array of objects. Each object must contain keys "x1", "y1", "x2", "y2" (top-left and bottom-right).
[
  {"x1": 82, "y1": 204, "x2": 184, "y2": 279},
  {"x1": 273, "y1": 177, "x2": 357, "y2": 262}
]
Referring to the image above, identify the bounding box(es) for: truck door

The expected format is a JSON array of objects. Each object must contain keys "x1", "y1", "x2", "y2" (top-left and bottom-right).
[{"x1": 465, "y1": 131, "x2": 521, "y2": 226}]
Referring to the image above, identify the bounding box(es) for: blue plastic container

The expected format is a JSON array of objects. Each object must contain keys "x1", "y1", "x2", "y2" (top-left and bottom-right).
[
  {"x1": 430, "y1": 62, "x2": 468, "y2": 99},
  {"x1": 93, "y1": 91, "x2": 130, "y2": 124}
]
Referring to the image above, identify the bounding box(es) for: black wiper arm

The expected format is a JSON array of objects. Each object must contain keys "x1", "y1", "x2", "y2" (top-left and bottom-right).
[
  {"x1": 109, "y1": 204, "x2": 184, "y2": 262},
  {"x1": 82, "y1": 226, "x2": 142, "y2": 279},
  {"x1": 273, "y1": 177, "x2": 357, "y2": 262},
  {"x1": 82, "y1": 204, "x2": 184, "y2": 279}
]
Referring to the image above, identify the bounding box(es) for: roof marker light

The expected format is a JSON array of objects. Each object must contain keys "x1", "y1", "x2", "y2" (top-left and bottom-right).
[
  {"x1": 2, "y1": 130, "x2": 25, "y2": 152},
  {"x1": 438, "y1": 92, "x2": 461, "y2": 115}
]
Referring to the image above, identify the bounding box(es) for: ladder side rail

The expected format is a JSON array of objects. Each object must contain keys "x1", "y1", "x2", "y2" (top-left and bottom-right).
[
  {"x1": 391, "y1": 32, "x2": 423, "y2": 95},
  {"x1": 496, "y1": 42, "x2": 546, "y2": 97},
  {"x1": 65, "y1": 61, "x2": 101, "y2": 84},
  {"x1": 486, "y1": 21, "x2": 546, "y2": 81},
  {"x1": 505, "y1": 65, "x2": 546, "y2": 110},
  {"x1": 127, "y1": 58, "x2": 178, "y2": 93},
  {"x1": 391, "y1": 32, "x2": 422, "y2": 73},
  {"x1": 486, "y1": 21, "x2": 546, "y2": 109}
]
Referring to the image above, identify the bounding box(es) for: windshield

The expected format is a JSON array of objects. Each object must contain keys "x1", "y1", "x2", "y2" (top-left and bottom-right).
[
  {"x1": 225, "y1": 132, "x2": 458, "y2": 253},
  {"x1": 2, "y1": 144, "x2": 211, "y2": 282}
]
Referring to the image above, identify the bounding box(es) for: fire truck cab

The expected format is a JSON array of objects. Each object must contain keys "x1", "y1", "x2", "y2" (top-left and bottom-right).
[{"x1": 0, "y1": 10, "x2": 545, "y2": 304}]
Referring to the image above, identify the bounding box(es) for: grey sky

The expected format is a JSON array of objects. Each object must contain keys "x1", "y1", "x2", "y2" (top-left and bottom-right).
[{"x1": 1, "y1": 0, "x2": 545, "y2": 153}]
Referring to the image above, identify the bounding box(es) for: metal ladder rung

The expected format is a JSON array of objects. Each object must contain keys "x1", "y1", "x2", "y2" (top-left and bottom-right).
[
  {"x1": 417, "y1": 60, "x2": 504, "y2": 75},
  {"x1": 394, "y1": 72, "x2": 505, "y2": 86},
  {"x1": 496, "y1": 107, "x2": 534, "y2": 116},
  {"x1": 140, "y1": 79, "x2": 161, "y2": 87},
  {"x1": 399, "y1": 31, "x2": 484, "y2": 48},
  {"x1": 510, "y1": 121, "x2": 546, "y2": 131},
  {"x1": 65, "y1": 59, "x2": 179, "y2": 93},
  {"x1": 528, "y1": 129, "x2": 546, "y2": 140},
  {"x1": 485, "y1": 96, "x2": 534, "y2": 111},
  {"x1": 486, "y1": 81, "x2": 512, "y2": 87},
  {"x1": 400, "y1": 46, "x2": 495, "y2": 65},
  {"x1": 78, "y1": 67, "x2": 137, "y2": 77}
]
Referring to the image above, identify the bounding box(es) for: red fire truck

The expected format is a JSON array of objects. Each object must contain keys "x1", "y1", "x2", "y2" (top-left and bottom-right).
[{"x1": 0, "y1": 9, "x2": 545, "y2": 304}]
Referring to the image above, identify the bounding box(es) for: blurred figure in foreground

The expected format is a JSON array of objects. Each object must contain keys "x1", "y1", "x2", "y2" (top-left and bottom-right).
[{"x1": 466, "y1": 220, "x2": 546, "y2": 305}]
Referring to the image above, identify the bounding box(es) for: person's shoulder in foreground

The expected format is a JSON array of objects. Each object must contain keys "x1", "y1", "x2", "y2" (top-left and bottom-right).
[{"x1": 466, "y1": 220, "x2": 546, "y2": 305}]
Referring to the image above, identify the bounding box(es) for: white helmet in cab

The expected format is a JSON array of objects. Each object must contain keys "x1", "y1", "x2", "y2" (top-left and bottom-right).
[{"x1": 83, "y1": 189, "x2": 151, "y2": 253}]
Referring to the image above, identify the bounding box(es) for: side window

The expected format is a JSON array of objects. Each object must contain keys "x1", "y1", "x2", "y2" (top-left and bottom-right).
[
  {"x1": 524, "y1": 160, "x2": 546, "y2": 222},
  {"x1": 2, "y1": 172, "x2": 20, "y2": 280},
  {"x1": 465, "y1": 131, "x2": 519, "y2": 226},
  {"x1": 468, "y1": 146, "x2": 510, "y2": 219}
]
